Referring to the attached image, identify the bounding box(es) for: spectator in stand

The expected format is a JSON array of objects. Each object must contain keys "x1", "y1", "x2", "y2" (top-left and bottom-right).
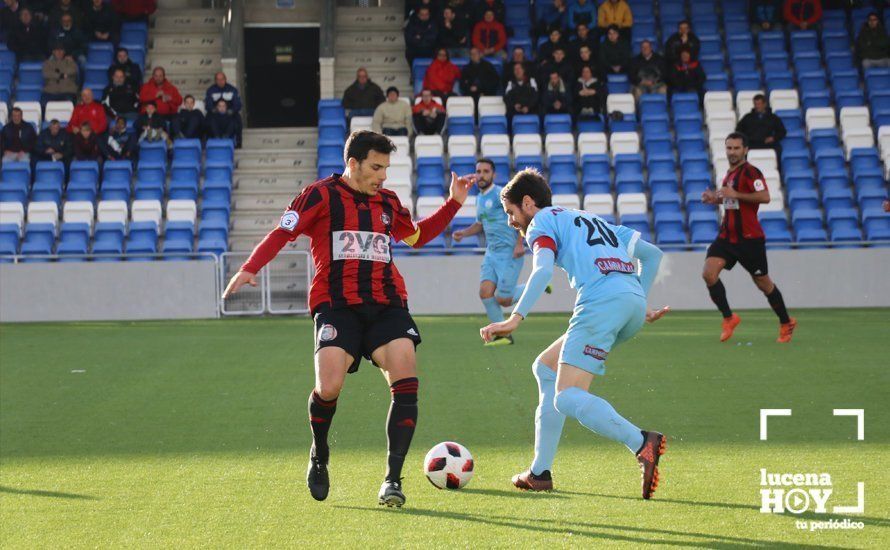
[
  {"x1": 574, "y1": 64, "x2": 606, "y2": 120},
  {"x1": 406, "y1": 0, "x2": 439, "y2": 20},
  {"x1": 41, "y1": 42, "x2": 79, "y2": 107},
  {"x1": 8, "y1": 8, "x2": 49, "y2": 62},
  {"x1": 537, "y1": 47, "x2": 574, "y2": 85},
  {"x1": 108, "y1": 47, "x2": 142, "y2": 89},
  {"x1": 84, "y1": 0, "x2": 118, "y2": 44},
  {"x1": 668, "y1": 47, "x2": 706, "y2": 100},
  {"x1": 205, "y1": 71, "x2": 243, "y2": 147},
  {"x1": 35, "y1": 118, "x2": 72, "y2": 163},
  {"x1": 404, "y1": 6, "x2": 438, "y2": 64},
  {"x1": 751, "y1": 0, "x2": 782, "y2": 32},
  {"x1": 735, "y1": 94, "x2": 787, "y2": 154},
  {"x1": 171, "y1": 95, "x2": 205, "y2": 140},
  {"x1": 857, "y1": 12, "x2": 890, "y2": 68},
  {"x1": 504, "y1": 46, "x2": 533, "y2": 87},
  {"x1": 598, "y1": 25, "x2": 631, "y2": 75},
  {"x1": 68, "y1": 88, "x2": 108, "y2": 135},
  {"x1": 445, "y1": 0, "x2": 473, "y2": 29},
  {"x1": 412, "y1": 88, "x2": 446, "y2": 135},
  {"x1": 206, "y1": 98, "x2": 239, "y2": 142},
  {"x1": 1, "y1": 0, "x2": 25, "y2": 35},
  {"x1": 460, "y1": 46, "x2": 500, "y2": 102},
  {"x1": 629, "y1": 40, "x2": 667, "y2": 100},
  {"x1": 73, "y1": 121, "x2": 102, "y2": 162},
  {"x1": 438, "y1": 6, "x2": 469, "y2": 57},
  {"x1": 25, "y1": 0, "x2": 52, "y2": 22},
  {"x1": 474, "y1": 0, "x2": 505, "y2": 23},
  {"x1": 571, "y1": 23, "x2": 598, "y2": 63},
  {"x1": 48, "y1": 0, "x2": 81, "y2": 29},
  {"x1": 423, "y1": 47, "x2": 462, "y2": 98},
  {"x1": 139, "y1": 67, "x2": 182, "y2": 119},
  {"x1": 783, "y1": 0, "x2": 822, "y2": 31},
  {"x1": 111, "y1": 0, "x2": 156, "y2": 23},
  {"x1": 1, "y1": 108, "x2": 37, "y2": 161},
  {"x1": 538, "y1": 27, "x2": 568, "y2": 63},
  {"x1": 135, "y1": 100, "x2": 171, "y2": 146},
  {"x1": 101, "y1": 116, "x2": 136, "y2": 162},
  {"x1": 665, "y1": 20, "x2": 700, "y2": 65},
  {"x1": 504, "y1": 63, "x2": 539, "y2": 121},
  {"x1": 372, "y1": 86, "x2": 413, "y2": 137},
  {"x1": 49, "y1": 12, "x2": 86, "y2": 65},
  {"x1": 472, "y1": 9, "x2": 507, "y2": 59},
  {"x1": 539, "y1": 69, "x2": 572, "y2": 117},
  {"x1": 568, "y1": 0, "x2": 596, "y2": 29},
  {"x1": 597, "y1": 0, "x2": 633, "y2": 42},
  {"x1": 102, "y1": 68, "x2": 140, "y2": 122},
  {"x1": 535, "y1": 0, "x2": 567, "y2": 36},
  {"x1": 574, "y1": 45, "x2": 597, "y2": 78},
  {"x1": 341, "y1": 67, "x2": 386, "y2": 121}
]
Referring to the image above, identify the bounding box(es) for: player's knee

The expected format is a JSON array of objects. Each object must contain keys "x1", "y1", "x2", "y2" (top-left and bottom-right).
[
  {"x1": 532, "y1": 358, "x2": 557, "y2": 381},
  {"x1": 553, "y1": 390, "x2": 575, "y2": 417},
  {"x1": 315, "y1": 381, "x2": 343, "y2": 401},
  {"x1": 496, "y1": 296, "x2": 512, "y2": 308},
  {"x1": 702, "y1": 270, "x2": 718, "y2": 286},
  {"x1": 479, "y1": 288, "x2": 494, "y2": 300}
]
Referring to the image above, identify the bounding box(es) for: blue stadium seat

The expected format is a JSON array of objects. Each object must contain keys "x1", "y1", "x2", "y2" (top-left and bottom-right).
[
  {"x1": 615, "y1": 174, "x2": 644, "y2": 194},
  {"x1": 689, "y1": 211, "x2": 719, "y2": 243},
  {"x1": 827, "y1": 208, "x2": 862, "y2": 243},
  {"x1": 577, "y1": 117, "x2": 605, "y2": 133},
  {"x1": 758, "y1": 31, "x2": 786, "y2": 54},
  {"x1": 543, "y1": 114, "x2": 572, "y2": 134},
  {"x1": 0, "y1": 223, "x2": 20, "y2": 256},
  {"x1": 0, "y1": 180, "x2": 28, "y2": 204},
  {"x1": 607, "y1": 74, "x2": 630, "y2": 94},
  {"x1": 511, "y1": 114, "x2": 539, "y2": 134},
  {"x1": 862, "y1": 208, "x2": 890, "y2": 240},
  {"x1": 789, "y1": 188, "x2": 820, "y2": 211},
  {"x1": 125, "y1": 221, "x2": 159, "y2": 258},
  {"x1": 447, "y1": 116, "x2": 475, "y2": 136},
  {"x1": 1, "y1": 162, "x2": 31, "y2": 186},
  {"x1": 205, "y1": 162, "x2": 233, "y2": 184},
  {"x1": 56, "y1": 222, "x2": 90, "y2": 260},
  {"x1": 651, "y1": 191, "x2": 681, "y2": 213},
  {"x1": 206, "y1": 139, "x2": 235, "y2": 164},
  {"x1": 197, "y1": 219, "x2": 229, "y2": 256},
  {"x1": 784, "y1": 169, "x2": 816, "y2": 194},
  {"x1": 169, "y1": 163, "x2": 200, "y2": 201},
  {"x1": 134, "y1": 162, "x2": 167, "y2": 201},
  {"x1": 19, "y1": 223, "x2": 55, "y2": 259},
  {"x1": 138, "y1": 141, "x2": 167, "y2": 165},
  {"x1": 317, "y1": 99, "x2": 345, "y2": 121},
  {"x1": 318, "y1": 118, "x2": 347, "y2": 141},
  {"x1": 790, "y1": 30, "x2": 818, "y2": 55},
  {"x1": 792, "y1": 208, "x2": 827, "y2": 241},
  {"x1": 810, "y1": 130, "x2": 840, "y2": 152},
  {"x1": 514, "y1": 155, "x2": 543, "y2": 173},
  {"x1": 759, "y1": 211, "x2": 793, "y2": 245},
  {"x1": 91, "y1": 222, "x2": 126, "y2": 259},
  {"x1": 172, "y1": 139, "x2": 202, "y2": 165},
  {"x1": 822, "y1": 187, "x2": 854, "y2": 210},
  {"x1": 654, "y1": 211, "x2": 687, "y2": 244},
  {"x1": 162, "y1": 221, "x2": 195, "y2": 256},
  {"x1": 619, "y1": 213, "x2": 651, "y2": 240},
  {"x1": 649, "y1": 174, "x2": 679, "y2": 195},
  {"x1": 479, "y1": 115, "x2": 508, "y2": 135}
]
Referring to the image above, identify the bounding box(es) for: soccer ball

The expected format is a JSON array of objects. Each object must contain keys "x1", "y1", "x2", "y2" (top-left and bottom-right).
[{"x1": 424, "y1": 441, "x2": 474, "y2": 489}]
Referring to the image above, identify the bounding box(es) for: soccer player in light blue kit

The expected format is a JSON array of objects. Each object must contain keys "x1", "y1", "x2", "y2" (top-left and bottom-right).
[
  {"x1": 480, "y1": 169, "x2": 671, "y2": 499},
  {"x1": 452, "y1": 158, "x2": 529, "y2": 346}
]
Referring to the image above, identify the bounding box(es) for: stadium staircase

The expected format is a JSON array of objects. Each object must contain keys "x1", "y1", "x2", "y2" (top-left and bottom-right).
[{"x1": 334, "y1": 5, "x2": 410, "y2": 99}]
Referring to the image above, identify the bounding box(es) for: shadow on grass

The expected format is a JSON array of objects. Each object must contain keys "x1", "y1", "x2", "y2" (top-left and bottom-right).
[
  {"x1": 334, "y1": 504, "x2": 843, "y2": 548},
  {"x1": 459, "y1": 487, "x2": 569, "y2": 499},
  {"x1": 569, "y1": 491, "x2": 888, "y2": 529},
  {"x1": 0, "y1": 485, "x2": 99, "y2": 500}
]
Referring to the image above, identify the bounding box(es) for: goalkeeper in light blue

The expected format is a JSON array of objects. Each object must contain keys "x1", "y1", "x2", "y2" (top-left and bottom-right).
[{"x1": 480, "y1": 169, "x2": 671, "y2": 499}]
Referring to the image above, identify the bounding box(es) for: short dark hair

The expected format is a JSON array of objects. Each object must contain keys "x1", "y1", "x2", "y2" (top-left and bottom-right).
[
  {"x1": 476, "y1": 157, "x2": 495, "y2": 172},
  {"x1": 386, "y1": 86, "x2": 399, "y2": 95},
  {"x1": 607, "y1": 24, "x2": 620, "y2": 33},
  {"x1": 11, "y1": 107, "x2": 22, "y2": 114},
  {"x1": 500, "y1": 168, "x2": 553, "y2": 208},
  {"x1": 753, "y1": 93, "x2": 766, "y2": 102},
  {"x1": 343, "y1": 130, "x2": 397, "y2": 165},
  {"x1": 184, "y1": 94, "x2": 194, "y2": 101},
  {"x1": 679, "y1": 19, "x2": 691, "y2": 27},
  {"x1": 725, "y1": 132, "x2": 748, "y2": 147}
]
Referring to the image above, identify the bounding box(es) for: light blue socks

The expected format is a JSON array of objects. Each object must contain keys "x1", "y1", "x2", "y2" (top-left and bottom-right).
[
  {"x1": 481, "y1": 297, "x2": 504, "y2": 323},
  {"x1": 554, "y1": 386, "x2": 645, "y2": 453},
  {"x1": 530, "y1": 360, "x2": 565, "y2": 475}
]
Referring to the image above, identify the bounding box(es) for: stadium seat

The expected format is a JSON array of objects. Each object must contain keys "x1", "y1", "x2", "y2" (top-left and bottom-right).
[{"x1": 56, "y1": 222, "x2": 91, "y2": 260}]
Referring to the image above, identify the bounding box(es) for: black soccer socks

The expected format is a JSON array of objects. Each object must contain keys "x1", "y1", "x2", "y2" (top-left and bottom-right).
[
  {"x1": 766, "y1": 286, "x2": 791, "y2": 324},
  {"x1": 385, "y1": 377, "x2": 419, "y2": 482},
  {"x1": 707, "y1": 280, "x2": 733, "y2": 318},
  {"x1": 308, "y1": 390, "x2": 337, "y2": 463}
]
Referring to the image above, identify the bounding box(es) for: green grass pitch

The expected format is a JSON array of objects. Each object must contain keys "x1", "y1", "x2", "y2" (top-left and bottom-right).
[{"x1": 1, "y1": 309, "x2": 888, "y2": 548}]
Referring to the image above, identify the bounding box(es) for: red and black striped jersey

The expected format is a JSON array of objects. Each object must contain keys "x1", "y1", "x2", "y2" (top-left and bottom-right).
[{"x1": 718, "y1": 162, "x2": 767, "y2": 243}]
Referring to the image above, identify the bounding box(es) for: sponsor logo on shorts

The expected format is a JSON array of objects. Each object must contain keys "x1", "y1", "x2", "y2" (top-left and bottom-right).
[
  {"x1": 595, "y1": 257, "x2": 636, "y2": 275},
  {"x1": 318, "y1": 324, "x2": 338, "y2": 342},
  {"x1": 279, "y1": 210, "x2": 299, "y2": 231},
  {"x1": 583, "y1": 345, "x2": 608, "y2": 360},
  {"x1": 406, "y1": 328, "x2": 419, "y2": 337}
]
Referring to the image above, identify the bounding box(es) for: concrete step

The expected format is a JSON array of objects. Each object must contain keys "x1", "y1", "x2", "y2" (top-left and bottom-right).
[
  {"x1": 334, "y1": 31, "x2": 405, "y2": 52},
  {"x1": 232, "y1": 214, "x2": 283, "y2": 233},
  {"x1": 232, "y1": 192, "x2": 297, "y2": 212},
  {"x1": 152, "y1": 34, "x2": 222, "y2": 53},
  {"x1": 241, "y1": 130, "x2": 317, "y2": 150},
  {"x1": 147, "y1": 53, "x2": 221, "y2": 75},
  {"x1": 235, "y1": 151, "x2": 315, "y2": 171},
  {"x1": 152, "y1": 10, "x2": 224, "y2": 34},
  {"x1": 336, "y1": 7, "x2": 403, "y2": 31},
  {"x1": 336, "y1": 51, "x2": 408, "y2": 72},
  {"x1": 234, "y1": 171, "x2": 318, "y2": 192}
]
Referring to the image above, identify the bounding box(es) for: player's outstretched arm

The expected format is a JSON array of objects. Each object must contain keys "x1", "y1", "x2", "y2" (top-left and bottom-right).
[
  {"x1": 480, "y1": 246, "x2": 554, "y2": 342},
  {"x1": 405, "y1": 172, "x2": 476, "y2": 248},
  {"x1": 453, "y1": 221, "x2": 482, "y2": 242},
  {"x1": 631, "y1": 238, "x2": 671, "y2": 323}
]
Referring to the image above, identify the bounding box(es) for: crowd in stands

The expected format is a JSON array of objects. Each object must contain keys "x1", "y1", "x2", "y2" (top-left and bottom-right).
[
  {"x1": 362, "y1": 0, "x2": 890, "y2": 137},
  {"x1": 0, "y1": 0, "x2": 245, "y2": 167}
]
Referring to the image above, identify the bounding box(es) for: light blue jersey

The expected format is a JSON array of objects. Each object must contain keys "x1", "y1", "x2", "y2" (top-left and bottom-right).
[
  {"x1": 476, "y1": 185, "x2": 519, "y2": 251},
  {"x1": 524, "y1": 206, "x2": 644, "y2": 301}
]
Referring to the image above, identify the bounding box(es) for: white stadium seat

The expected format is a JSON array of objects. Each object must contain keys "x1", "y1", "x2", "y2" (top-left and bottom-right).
[
  {"x1": 349, "y1": 116, "x2": 373, "y2": 133},
  {"x1": 714, "y1": 159, "x2": 730, "y2": 180},
  {"x1": 735, "y1": 90, "x2": 763, "y2": 115},
  {"x1": 44, "y1": 101, "x2": 74, "y2": 124},
  {"x1": 390, "y1": 135, "x2": 410, "y2": 158},
  {"x1": 606, "y1": 93, "x2": 636, "y2": 116},
  {"x1": 842, "y1": 127, "x2": 875, "y2": 159},
  {"x1": 131, "y1": 200, "x2": 162, "y2": 225},
  {"x1": 62, "y1": 201, "x2": 94, "y2": 228},
  {"x1": 458, "y1": 195, "x2": 477, "y2": 219},
  {"x1": 616, "y1": 193, "x2": 648, "y2": 216},
  {"x1": 0, "y1": 102, "x2": 7, "y2": 125},
  {"x1": 704, "y1": 91, "x2": 733, "y2": 120},
  {"x1": 480, "y1": 134, "x2": 510, "y2": 157},
  {"x1": 97, "y1": 201, "x2": 128, "y2": 225},
  {"x1": 446, "y1": 96, "x2": 475, "y2": 118},
  {"x1": 552, "y1": 193, "x2": 581, "y2": 209},
  {"x1": 761, "y1": 168, "x2": 782, "y2": 191},
  {"x1": 0, "y1": 202, "x2": 25, "y2": 231},
  {"x1": 578, "y1": 132, "x2": 608, "y2": 156},
  {"x1": 28, "y1": 201, "x2": 59, "y2": 227},
  {"x1": 477, "y1": 96, "x2": 507, "y2": 117},
  {"x1": 166, "y1": 200, "x2": 197, "y2": 224},
  {"x1": 707, "y1": 116, "x2": 736, "y2": 140},
  {"x1": 545, "y1": 133, "x2": 575, "y2": 156},
  {"x1": 609, "y1": 132, "x2": 639, "y2": 156},
  {"x1": 761, "y1": 189, "x2": 785, "y2": 212},
  {"x1": 447, "y1": 135, "x2": 477, "y2": 157},
  {"x1": 840, "y1": 106, "x2": 870, "y2": 133},
  {"x1": 13, "y1": 101, "x2": 41, "y2": 127},
  {"x1": 582, "y1": 193, "x2": 614, "y2": 215},
  {"x1": 512, "y1": 133, "x2": 542, "y2": 157},
  {"x1": 416, "y1": 196, "x2": 444, "y2": 218},
  {"x1": 390, "y1": 154, "x2": 413, "y2": 169},
  {"x1": 805, "y1": 107, "x2": 837, "y2": 134},
  {"x1": 414, "y1": 135, "x2": 444, "y2": 158},
  {"x1": 769, "y1": 89, "x2": 799, "y2": 111},
  {"x1": 747, "y1": 149, "x2": 778, "y2": 173},
  {"x1": 386, "y1": 165, "x2": 413, "y2": 186}
]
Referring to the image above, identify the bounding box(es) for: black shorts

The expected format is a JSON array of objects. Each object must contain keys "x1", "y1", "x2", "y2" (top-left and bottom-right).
[
  {"x1": 706, "y1": 238, "x2": 769, "y2": 276},
  {"x1": 313, "y1": 304, "x2": 422, "y2": 373}
]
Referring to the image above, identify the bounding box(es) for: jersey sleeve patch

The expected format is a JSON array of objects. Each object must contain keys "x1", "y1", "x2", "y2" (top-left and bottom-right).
[
  {"x1": 532, "y1": 236, "x2": 557, "y2": 254},
  {"x1": 279, "y1": 210, "x2": 299, "y2": 232},
  {"x1": 753, "y1": 178, "x2": 766, "y2": 192}
]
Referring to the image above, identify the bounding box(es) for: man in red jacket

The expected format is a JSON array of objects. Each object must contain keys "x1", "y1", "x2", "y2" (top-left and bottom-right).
[
  {"x1": 422, "y1": 48, "x2": 462, "y2": 99},
  {"x1": 68, "y1": 88, "x2": 108, "y2": 135},
  {"x1": 139, "y1": 67, "x2": 182, "y2": 118},
  {"x1": 783, "y1": 0, "x2": 822, "y2": 31},
  {"x1": 472, "y1": 9, "x2": 507, "y2": 59},
  {"x1": 111, "y1": 0, "x2": 156, "y2": 21}
]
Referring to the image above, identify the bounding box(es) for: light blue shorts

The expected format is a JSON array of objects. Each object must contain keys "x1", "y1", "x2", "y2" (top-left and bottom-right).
[
  {"x1": 480, "y1": 249, "x2": 524, "y2": 299},
  {"x1": 559, "y1": 292, "x2": 647, "y2": 376}
]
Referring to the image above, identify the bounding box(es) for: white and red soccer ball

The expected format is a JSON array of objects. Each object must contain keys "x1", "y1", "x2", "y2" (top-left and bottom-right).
[{"x1": 424, "y1": 441, "x2": 474, "y2": 489}]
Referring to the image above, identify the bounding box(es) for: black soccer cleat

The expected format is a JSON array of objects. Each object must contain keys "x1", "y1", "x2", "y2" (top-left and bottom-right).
[
  {"x1": 307, "y1": 455, "x2": 330, "y2": 501},
  {"x1": 378, "y1": 479, "x2": 406, "y2": 508}
]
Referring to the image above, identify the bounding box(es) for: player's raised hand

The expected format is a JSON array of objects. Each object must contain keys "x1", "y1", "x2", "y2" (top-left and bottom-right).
[
  {"x1": 645, "y1": 306, "x2": 671, "y2": 323},
  {"x1": 448, "y1": 172, "x2": 476, "y2": 204},
  {"x1": 222, "y1": 270, "x2": 258, "y2": 299},
  {"x1": 701, "y1": 189, "x2": 718, "y2": 204},
  {"x1": 480, "y1": 315, "x2": 522, "y2": 342}
]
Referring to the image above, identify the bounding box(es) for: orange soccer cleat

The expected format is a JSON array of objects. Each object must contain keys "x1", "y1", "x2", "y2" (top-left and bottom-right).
[
  {"x1": 720, "y1": 313, "x2": 742, "y2": 342},
  {"x1": 777, "y1": 317, "x2": 797, "y2": 343},
  {"x1": 511, "y1": 469, "x2": 553, "y2": 491},
  {"x1": 636, "y1": 431, "x2": 666, "y2": 500}
]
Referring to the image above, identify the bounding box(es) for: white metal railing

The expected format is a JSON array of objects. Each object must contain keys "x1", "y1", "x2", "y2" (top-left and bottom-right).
[{"x1": 219, "y1": 250, "x2": 311, "y2": 316}]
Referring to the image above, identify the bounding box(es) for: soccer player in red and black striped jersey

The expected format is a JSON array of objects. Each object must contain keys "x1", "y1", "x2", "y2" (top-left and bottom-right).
[
  {"x1": 222, "y1": 131, "x2": 475, "y2": 507},
  {"x1": 701, "y1": 132, "x2": 796, "y2": 343}
]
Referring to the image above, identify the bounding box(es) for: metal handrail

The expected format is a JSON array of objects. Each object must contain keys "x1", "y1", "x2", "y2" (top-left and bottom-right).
[{"x1": 0, "y1": 252, "x2": 220, "y2": 263}]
